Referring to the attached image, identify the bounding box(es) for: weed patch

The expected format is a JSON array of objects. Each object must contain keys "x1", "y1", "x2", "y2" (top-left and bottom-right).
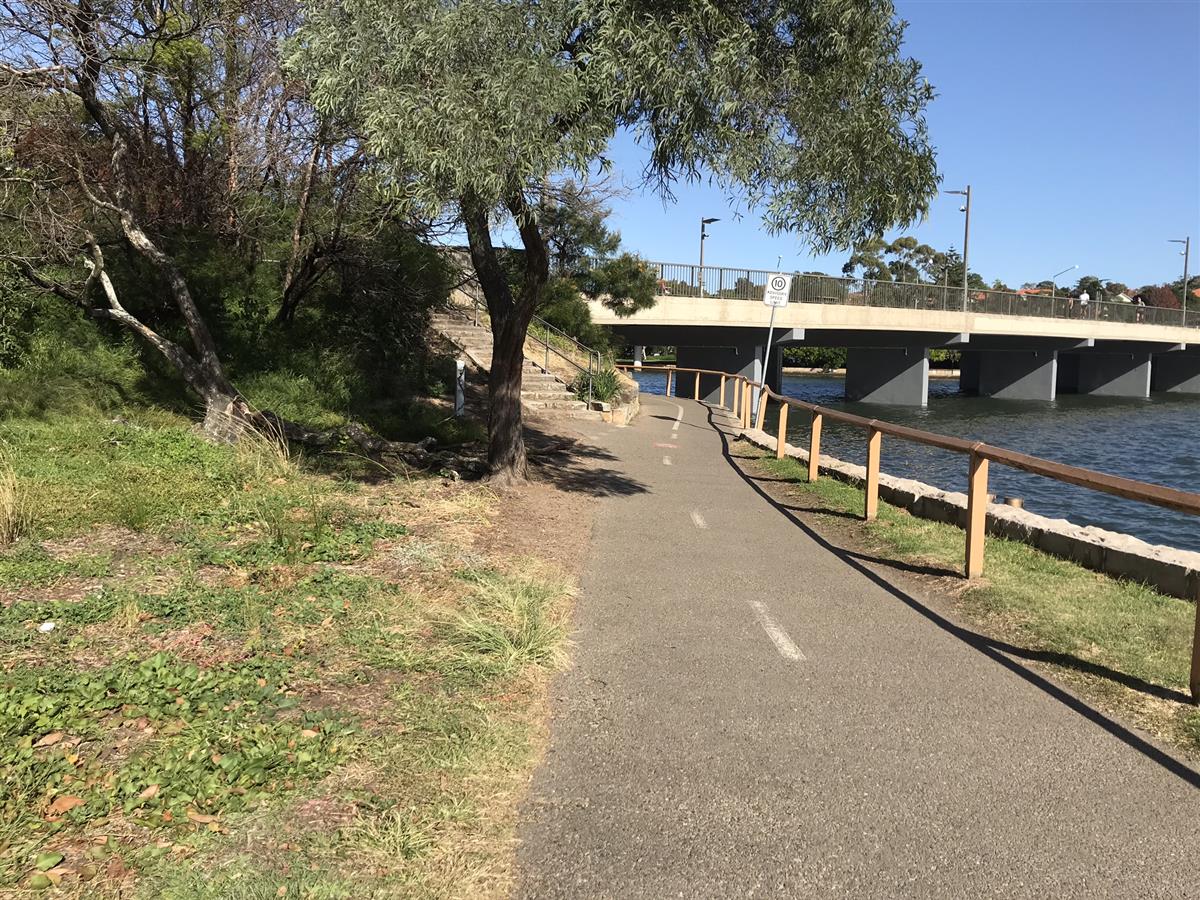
[{"x1": 0, "y1": 412, "x2": 576, "y2": 896}]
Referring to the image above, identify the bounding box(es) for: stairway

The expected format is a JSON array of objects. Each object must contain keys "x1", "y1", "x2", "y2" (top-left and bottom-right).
[{"x1": 430, "y1": 311, "x2": 603, "y2": 420}]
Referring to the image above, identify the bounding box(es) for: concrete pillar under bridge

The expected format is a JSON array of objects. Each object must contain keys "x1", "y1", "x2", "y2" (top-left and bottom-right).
[
  {"x1": 1057, "y1": 351, "x2": 1152, "y2": 398},
  {"x1": 1152, "y1": 351, "x2": 1200, "y2": 394},
  {"x1": 675, "y1": 344, "x2": 762, "y2": 407},
  {"x1": 959, "y1": 349, "x2": 1059, "y2": 401},
  {"x1": 845, "y1": 347, "x2": 930, "y2": 406}
]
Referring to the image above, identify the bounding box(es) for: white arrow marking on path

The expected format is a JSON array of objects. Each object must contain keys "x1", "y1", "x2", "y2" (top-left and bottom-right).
[
  {"x1": 690, "y1": 509, "x2": 708, "y2": 529},
  {"x1": 748, "y1": 601, "x2": 806, "y2": 661}
]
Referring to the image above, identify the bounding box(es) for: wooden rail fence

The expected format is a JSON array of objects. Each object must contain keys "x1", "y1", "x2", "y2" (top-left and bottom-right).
[{"x1": 620, "y1": 364, "x2": 1200, "y2": 702}]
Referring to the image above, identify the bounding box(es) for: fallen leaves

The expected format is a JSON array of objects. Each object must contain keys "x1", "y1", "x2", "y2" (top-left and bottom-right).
[
  {"x1": 45, "y1": 795, "x2": 84, "y2": 817},
  {"x1": 34, "y1": 731, "x2": 64, "y2": 748}
]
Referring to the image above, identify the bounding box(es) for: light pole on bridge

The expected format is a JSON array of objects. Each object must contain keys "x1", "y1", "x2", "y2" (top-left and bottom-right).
[
  {"x1": 945, "y1": 185, "x2": 971, "y2": 309},
  {"x1": 1170, "y1": 237, "x2": 1190, "y2": 312},
  {"x1": 698, "y1": 217, "x2": 719, "y2": 297},
  {"x1": 1050, "y1": 264, "x2": 1078, "y2": 302}
]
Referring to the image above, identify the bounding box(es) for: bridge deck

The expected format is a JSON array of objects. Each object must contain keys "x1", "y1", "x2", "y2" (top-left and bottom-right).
[
  {"x1": 517, "y1": 394, "x2": 1200, "y2": 898},
  {"x1": 590, "y1": 293, "x2": 1197, "y2": 346}
]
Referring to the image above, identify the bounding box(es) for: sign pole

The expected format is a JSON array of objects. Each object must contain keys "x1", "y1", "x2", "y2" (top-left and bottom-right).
[
  {"x1": 756, "y1": 272, "x2": 792, "y2": 420},
  {"x1": 757, "y1": 304, "x2": 777, "y2": 419}
]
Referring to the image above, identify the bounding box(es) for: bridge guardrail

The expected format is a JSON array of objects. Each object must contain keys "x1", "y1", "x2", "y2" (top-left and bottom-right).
[
  {"x1": 612, "y1": 260, "x2": 1195, "y2": 329},
  {"x1": 619, "y1": 363, "x2": 1200, "y2": 701}
]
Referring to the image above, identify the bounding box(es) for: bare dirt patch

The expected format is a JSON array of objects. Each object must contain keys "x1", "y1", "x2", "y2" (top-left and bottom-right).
[{"x1": 42, "y1": 525, "x2": 173, "y2": 563}]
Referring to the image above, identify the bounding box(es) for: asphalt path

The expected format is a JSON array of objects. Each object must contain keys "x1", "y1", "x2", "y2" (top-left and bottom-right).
[{"x1": 516, "y1": 394, "x2": 1200, "y2": 899}]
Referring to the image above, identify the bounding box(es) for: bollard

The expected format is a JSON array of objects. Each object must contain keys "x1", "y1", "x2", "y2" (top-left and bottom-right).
[
  {"x1": 694, "y1": 370, "x2": 701, "y2": 401},
  {"x1": 720, "y1": 374, "x2": 727, "y2": 409},
  {"x1": 666, "y1": 368, "x2": 673, "y2": 397},
  {"x1": 808, "y1": 412, "x2": 822, "y2": 482},
  {"x1": 775, "y1": 402, "x2": 789, "y2": 460},
  {"x1": 965, "y1": 449, "x2": 989, "y2": 578},
  {"x1": 454, "y1": 359, "x2": 466, "y2": 417},
  {"x1": 1190, "y1": 594, "x2": 1200, "y2": 703},
  {"x1": 864, "y1": 427, "x2": 881, "y2": 521}
]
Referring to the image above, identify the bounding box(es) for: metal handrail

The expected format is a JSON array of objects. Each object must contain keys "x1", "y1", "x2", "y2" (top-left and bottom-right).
[
  {"x1": 585, "y1": 258, "x2": 1197, "y2": 330},
  {"x1": 451, "y1": 295, "x2": 605, "y2": 403},
  {"x1": 619, "y1": 362, "x2": 1200, "y2": 700}
]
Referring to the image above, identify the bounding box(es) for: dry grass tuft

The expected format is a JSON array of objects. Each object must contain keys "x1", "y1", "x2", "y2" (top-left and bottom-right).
[{"x1": 0, "y1": 464, "x2": 31, "y2": 546}]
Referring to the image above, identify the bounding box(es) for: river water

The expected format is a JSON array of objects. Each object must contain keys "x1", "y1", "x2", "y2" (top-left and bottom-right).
[{"x1": 632, "y1": 371, "x2": 1200, "y2": 553}]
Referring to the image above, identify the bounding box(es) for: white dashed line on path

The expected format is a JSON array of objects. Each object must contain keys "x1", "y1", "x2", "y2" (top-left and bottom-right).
[
  {"x1": 689, "y1": 510, "x2": 708, "y2": 529},
  {"x1": 748, "y1": 601, "x2": 806, "y2": 661},
  {"x1": 663, "y1": 456, "x2": 673, "y2": 466},
  {"x1": 671, "y1": 403, "x2": 683, "y2": 433}
]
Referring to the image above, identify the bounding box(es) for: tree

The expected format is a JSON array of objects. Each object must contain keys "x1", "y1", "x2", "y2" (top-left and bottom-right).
[
  {"x1": 943, "y1": 248, "x2": 986, "y2": 292},
  {"x1": 0, "y1": 0, "x2": 367, "y2": 438},
  {"x1": 1141, "y1": 285, "x2": 1181, "y2": 310},
  {"x1": 293, "y1": 0, "x2": 939, "y2": 483},
  {"x1": 842, "y1": 236, "x2": 945, "y2": 283}
]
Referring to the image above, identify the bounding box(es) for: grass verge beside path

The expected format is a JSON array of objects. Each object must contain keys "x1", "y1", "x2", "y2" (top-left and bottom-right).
[
  {"x1": 0, "y1": 412, "x2": 575, "y2": 897},
  {"x1": 739, "y1": 440, "x2": 1200, "y2": 760}
]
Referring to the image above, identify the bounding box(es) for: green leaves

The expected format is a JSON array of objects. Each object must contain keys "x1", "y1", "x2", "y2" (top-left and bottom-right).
[{"x1": 292, "y1": 0, "x2": 939, "y2": 250}]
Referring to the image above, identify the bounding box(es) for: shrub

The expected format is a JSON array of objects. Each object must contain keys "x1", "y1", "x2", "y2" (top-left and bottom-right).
[{"x1": 572, "y1": 366, "x2": 622, "y2": 403}]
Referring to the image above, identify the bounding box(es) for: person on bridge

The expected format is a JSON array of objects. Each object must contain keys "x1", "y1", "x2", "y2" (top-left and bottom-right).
[{"x1": 1079, "y1": 290, "x2": 1090, "y2": 318}]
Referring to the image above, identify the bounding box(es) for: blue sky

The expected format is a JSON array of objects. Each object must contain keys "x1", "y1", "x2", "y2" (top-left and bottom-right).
[{"x1": 600, "y1": 0, "x2": 1200, "y2": 290}]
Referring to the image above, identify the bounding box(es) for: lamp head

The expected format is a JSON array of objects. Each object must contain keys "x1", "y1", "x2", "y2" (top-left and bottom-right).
[{"x1": 702, "y1": 217, "x2": 720, "y2": 225}]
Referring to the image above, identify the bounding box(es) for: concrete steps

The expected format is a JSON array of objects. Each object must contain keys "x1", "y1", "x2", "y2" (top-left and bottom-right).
[{"x1": 431, "y1": 311, "x2": 604, "y2": 421}]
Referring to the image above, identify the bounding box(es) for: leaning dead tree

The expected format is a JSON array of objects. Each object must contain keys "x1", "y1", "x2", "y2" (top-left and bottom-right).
[{"x1": 0, "y1": 0, "x2": 471, "y2": 469}]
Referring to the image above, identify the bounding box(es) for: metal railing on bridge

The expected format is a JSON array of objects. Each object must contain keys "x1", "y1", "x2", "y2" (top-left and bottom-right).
[
  {"x1": 619, "y1": 362, "x2": 1200, "y2": 702},
  {"x1": 618, "y1": 260, "x2": 1196, "y2": 330}
]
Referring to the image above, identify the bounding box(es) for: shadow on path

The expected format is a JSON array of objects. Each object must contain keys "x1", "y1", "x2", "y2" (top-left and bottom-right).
[
  {"x1": 525, "y1": 424, "x2": 649, "y2": 498},
  {"x1": 706, "y1": 408, "x2": 1200, "y2": 791}
]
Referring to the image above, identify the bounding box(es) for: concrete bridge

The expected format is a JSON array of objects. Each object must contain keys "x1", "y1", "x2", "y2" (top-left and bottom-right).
[{"x1": 588, "y1": 262, "x2": 1200, "y2": 405}]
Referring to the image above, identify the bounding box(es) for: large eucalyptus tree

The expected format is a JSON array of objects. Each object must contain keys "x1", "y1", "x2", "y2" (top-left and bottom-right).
[{"x1": 293, "y1": 0, "x2": 940, "y2": 484}]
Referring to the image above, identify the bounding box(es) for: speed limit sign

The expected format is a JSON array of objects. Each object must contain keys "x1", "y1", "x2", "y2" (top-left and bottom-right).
[{"x1": 763, "y1": 273, "x2": 792, "y2": 307}]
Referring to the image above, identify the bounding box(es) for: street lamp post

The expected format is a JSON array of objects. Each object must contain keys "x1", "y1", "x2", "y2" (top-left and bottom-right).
[
  {"x1": 699, "y1": 216, "x2": 719, "y2": 296},
  {"x1": 1050, "y1": 264, "x2": 1078, "y2": 301},
  {"x1": 945, "y1": 185, "x2": 971, "y2": 309},
  {"x1": 1170, "y1": 237, "x2": 1190, "y2": 313}
]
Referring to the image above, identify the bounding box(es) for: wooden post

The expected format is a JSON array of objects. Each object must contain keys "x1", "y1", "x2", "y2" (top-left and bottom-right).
[
  {"x1": 754, "y1": 390, "x2": 768, "y2": 431},
  {"x1": 720, "y1": 374, "x2": 727, "y2": 409},
  {"x1": 965, "y1": 450, "x2": 989, "y2": 579},
  {"x1": 808, "y1": 412, "x2": 822, "y2": 481},
  {"x1": 665, "y1": 368, "x2": 673, "y2": 397},
  {"x1": 864, "y1": 427, "x2": 881, "y2": 521},
  {"x1": 694, "y1": 370, "x2": 701, "y2": 401},
  {"x1": 742, "y1": 381, "x2": 752, "y2": 428},
  {"x1": 1191, "y1": 596, "x2": 1200, "y2": 703},
  {"x1": 775, "y1": 402, "x2": 789, "y2": 459},
  {"x1": 731, "y1": 378, "x2": 739, "y2": 418}
]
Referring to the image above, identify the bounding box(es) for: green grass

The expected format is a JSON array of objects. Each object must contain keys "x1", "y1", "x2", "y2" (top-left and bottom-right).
[
  {"x1": 744, "y1": 442, "x2": 1200, "y2": 756},
  {"x1": 0, "y1": 414, "x2": 571, "y2": 897}
]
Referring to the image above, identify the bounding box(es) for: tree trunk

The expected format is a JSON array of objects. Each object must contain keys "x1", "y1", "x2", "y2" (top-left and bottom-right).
[
  {"x1": 487, "y1": 309, "x2": 532, "y2": 485},
  {"x1": 461, "y1": 191, "x2": 548, "y2": 486}
]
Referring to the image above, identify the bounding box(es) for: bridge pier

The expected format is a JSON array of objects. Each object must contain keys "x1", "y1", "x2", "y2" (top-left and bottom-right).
[
  {"x1": 1057, "y1": 352, "x2": 1152, "y2": 398},
  {"x1": 845, "y1": 347, "x2": 930, "y2": 406},
  {"x1": 1152, "y1": 351, "x2": 1200, "y2": 394},
  {"x1": 676, "y1": 343, "x2": 762, "y2": 406},
  {"x1": 959, "y1": 350, "x2": 1058, "y2": 401},
  {"x1": 633, "y1": 345, "x2": 645, "y2": 368}
]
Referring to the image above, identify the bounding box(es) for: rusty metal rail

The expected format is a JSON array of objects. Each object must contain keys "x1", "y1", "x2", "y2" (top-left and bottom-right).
[{"x1": 620, "y1": 363, "x2": 1200, "y2": 701}]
